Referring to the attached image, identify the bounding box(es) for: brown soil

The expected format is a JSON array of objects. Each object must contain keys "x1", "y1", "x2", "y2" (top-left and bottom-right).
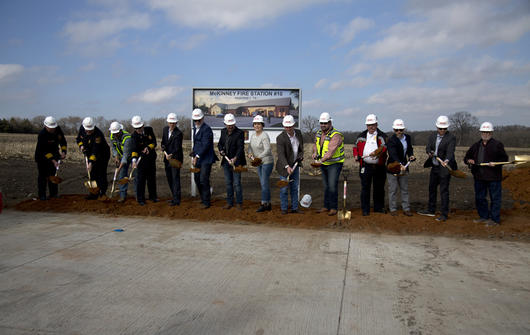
[{"x1": 2, "y1": 159, "x2": 529, "y2": 241}]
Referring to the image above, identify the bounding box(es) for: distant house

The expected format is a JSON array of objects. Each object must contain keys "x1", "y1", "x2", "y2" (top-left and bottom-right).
[{"x1": 212, "y1": 97, "x2": 292, "y2": 117}]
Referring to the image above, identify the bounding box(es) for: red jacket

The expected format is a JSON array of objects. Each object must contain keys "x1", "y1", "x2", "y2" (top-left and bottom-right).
[{"x1": 352, "y1": 129, "x2": 388, "y2": 167}]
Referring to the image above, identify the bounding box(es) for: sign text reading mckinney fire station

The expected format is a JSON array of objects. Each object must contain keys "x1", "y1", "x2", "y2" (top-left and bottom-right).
[{"x1": 209, "y1": 90, "x2": 284, "y2": 97}]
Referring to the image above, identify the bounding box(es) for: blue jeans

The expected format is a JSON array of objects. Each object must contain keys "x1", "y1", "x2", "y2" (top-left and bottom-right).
[
  {"x1": 223, "y1": 164, "x2": 242, "y2": 205},
  {"x1": 117, "y1": 162, "x2": 131, "y2": 199},
  {"x1": 321, "y1": 163, "x2": 343, "y2": 210},
  {"x1": 280, "y1": 166, "x2": 299, "y2": 211},
  {"x1": 194, "y1": 163, "x2": 212, "y2": 206},
  {"x1": 257, "y1": 163, "x2": 273, "y2": 203},
  {"x1": 475, "y1": 179, "x2": 502, "y2": 223}
]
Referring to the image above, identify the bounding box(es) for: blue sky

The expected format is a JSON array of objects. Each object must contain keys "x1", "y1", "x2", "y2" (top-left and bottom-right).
[{"x1": 1, "y1": 0, "x2": 529, "y2": 131}]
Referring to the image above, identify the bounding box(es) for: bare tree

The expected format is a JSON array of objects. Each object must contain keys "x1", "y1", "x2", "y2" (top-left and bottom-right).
[
  {"x1": 449, "y1": 111, "x2": 478, "y2": 146},
  {"x1": 301, "y1": 115, "x2": 319, "y2": 142}
]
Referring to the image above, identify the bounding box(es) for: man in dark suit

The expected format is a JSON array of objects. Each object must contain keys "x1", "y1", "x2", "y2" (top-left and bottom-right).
[
  {"x1": 418, "y1": 115, "x2": 457, "y2": 222},
  {"x1": 190, "y1": 108, "x2": 218, "y2": 209},
  {"x1": 131, "y1": 115, "x2": 158, "y2": 205},
  {"x1": 276, "y1": 115, "x2": 304, "y2": 214},
  {"x1": 218, "y1": 113, "x2": 246, "y2": 210},
  {"x1": 161, "y1": 113, "x2": 183, "y2": 206}
]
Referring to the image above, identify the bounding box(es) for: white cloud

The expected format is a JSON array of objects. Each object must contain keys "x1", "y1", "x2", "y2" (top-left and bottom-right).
[
  {"x1": 355, "y1": 1, "x2": 530, "y2": 59},
  {"x1": 147, "y1": 0, "x2": 329, "y2": 30},
  {"x1": 63, "y1": 11, "x2": 151, "y2": 56},
  {"x1": 79, "y1": 62, "x2": 97, "y2": 72},
  {"x1": 169, "y1": 34, "x2": 208, "y2": 50},
  {"x1": 128, "y1": 86, "x2": 183, "y2": 104},
  {"x1": 330, "y1": 76, "x2": 372, "y2": 90},
  {"x1": 314, "y1": 78, "x2": 328, "y2": 88},
  {"x1": 157, "y1": 74, "x2": 180, "y2": 85},
  {"x1": 0, "y1": 64, "x2": 24, "y2": 82},
  {"x1": 334, "y1": 17, "x2": 374, "y2": 47}
]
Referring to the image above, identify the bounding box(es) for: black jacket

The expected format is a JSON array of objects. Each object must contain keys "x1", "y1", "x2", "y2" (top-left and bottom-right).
[
  {"x1": 35, "y1": 126, "x2": 67, "y2": 162},
  {"x1": 424, "y1": 131, "x2": 457, "y2": 170},
  {"x1": 387, "y1": 134, "x2": 414, "y2": 166},
  {"x1": 161, "y1": 126, "x2": 183, "y2": 164},
  {"x1": 76, "y1": 126, "x2": 110, "y2": 163},
  {"x1": 464, "y1": 138, "x2": 508, "y2": 181},
  {"x1": 276, "y1": 129, "x2": 304, "y2": 177},
  {"x1": 131, "y1": 126, "x2": 157, "y2": 161},
  {"x1": 218, "y1": 126, "x2": 246, "y2": 167}
]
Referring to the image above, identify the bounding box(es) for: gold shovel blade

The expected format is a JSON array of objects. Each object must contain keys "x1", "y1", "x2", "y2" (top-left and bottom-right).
[
  {"x1": 117, "y1": 177, "x2": 129, "y2": 185},
  {"x1": 49, "y1": 176, "x2": 63, "y2": 184}
]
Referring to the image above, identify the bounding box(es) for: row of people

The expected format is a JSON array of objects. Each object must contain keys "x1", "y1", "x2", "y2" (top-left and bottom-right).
[{"x1": 35, "y1": 110, "x2": 508, "y2": 225}]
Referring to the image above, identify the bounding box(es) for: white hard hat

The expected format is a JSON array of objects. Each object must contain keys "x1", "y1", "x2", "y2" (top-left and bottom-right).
[
  {"x1": 479, "y1": 121, "x2": 494, "y2": 132},
  {"x1": 365, "y1": 114, "x2": 378, "y2": 125},
  {"x1": 43, "y1": 116, "x2": 57, "y2": 129},
  {"x1": 282, "y1": 115, "x2": 295, "y2": 127},
  {"x1": 224, "y1": 113, "x2": 236, "y2": 125},
  {"x1": 192, "y1": 108, "x2": 204, "y2": 120},
  {"x1": 253, "y1": 115, "x2": 264, "y2": 124},
  {"x1": 109, "y1": 121, "x2": 123, "y2": 134},
  {"x1": 392, "y1": 119, "x2": 405, "y2": 130},
  {"x1": 300, "y1": 194, "x2": 312, "y2": 208},
  {"x1": 319, "y1": 112, "x2": 332, "y2": 123},
  {"x1": 82, "y1": 117, "x2": 95, "y2": 131},
  {"x1": 435, "y1": 115, "x2": 449, "y2": 128},
  {"x1": 131, "y1": 115, "x2": 144, "y2": 128},
  {"x1": 167, "y1": 113, "x2": 177, "y2": 123}
]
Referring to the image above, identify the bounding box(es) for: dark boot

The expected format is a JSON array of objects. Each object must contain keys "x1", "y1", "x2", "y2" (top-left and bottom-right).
[{"x1": 256, "y1": 204, "x2": 267, "y2": 212}]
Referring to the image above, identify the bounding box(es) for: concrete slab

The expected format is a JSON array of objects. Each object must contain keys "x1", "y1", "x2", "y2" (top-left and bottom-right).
[{"x1": 0, "y1": 210, "x2": 529, "y2": 335}]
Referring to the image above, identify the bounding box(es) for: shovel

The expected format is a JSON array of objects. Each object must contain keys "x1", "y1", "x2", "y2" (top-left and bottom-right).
[
  {"x1": 338, "y1": 173, "x2": 351, "y2": 220},
  {"x1": 84, "y1": 157, "x2": 100, "y2": 194},
  {"x1": 109, "y1": 167, "x2": 119, "y2": 196},
  {"x1": 250, "y1": 156, "x2": 262, "y2": 167},
  {"x1": 224, "y1": 154, "x2": 248, "y2": 173},
  {"x1": 479, "y1": 155, "x2": 530, "y2": 168},
  {"x1": 49, "y1": 160, "x2": 63, "y2": 184},
  {"x1": 118, "y1": 157, "x2": 140, "y2": 185},
  {"x1": 276, "y1": 161, "x2": 298, "y2": 188},
  {"x1": 164, "y1": 151, "x2": 182, "y2": 168},
  {"x1": 436, "y1": 157, "x2": 467, "y2": 178}
]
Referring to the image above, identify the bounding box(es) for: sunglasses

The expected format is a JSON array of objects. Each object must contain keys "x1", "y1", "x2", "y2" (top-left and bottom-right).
[
  {"x1": 193, "y1": 120, "x2": 201, "y2": 123},
  {"x1": 394, "y1": 129, "x2": 404, "y2": 132}
]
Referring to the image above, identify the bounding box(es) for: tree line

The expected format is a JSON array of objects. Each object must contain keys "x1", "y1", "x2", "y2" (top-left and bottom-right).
[{"x1": 1, "y1": 111, "x2": 529, "y2": 147}]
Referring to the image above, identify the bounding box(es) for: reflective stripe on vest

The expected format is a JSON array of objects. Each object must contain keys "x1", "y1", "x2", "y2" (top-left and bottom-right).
[
  {"x1": 316, "y1": 128, "x2": 345, "y2": 165},
  {"x1": 110, "y1": 131, "x2": 131, "y2": 158}
]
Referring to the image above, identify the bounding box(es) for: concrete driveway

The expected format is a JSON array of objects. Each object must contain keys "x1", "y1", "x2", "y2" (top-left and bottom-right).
[{"x1": 0, "y1": 210, "x2": 528, "y2": 335}]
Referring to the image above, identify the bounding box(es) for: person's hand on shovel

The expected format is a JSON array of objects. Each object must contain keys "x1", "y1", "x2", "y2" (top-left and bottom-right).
[
  {"x1": 60, "y1": 151, "x2": 66, "y2": 160},
  {"x1": 52, "y1": 159, "x2": 60, "y2": 168},
  {"x1": 87, "y1": 161, "x2": 93, "y2": 172}
]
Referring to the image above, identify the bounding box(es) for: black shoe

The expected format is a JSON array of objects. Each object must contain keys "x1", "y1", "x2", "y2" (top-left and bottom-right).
[
  {"x1": 200, "y1": 203, "x2": 210, "y2": 209},
  {"x1": 138, "y1": 201, "x2": 146, "y2": 206},
  {"x1": 281, "y1": 210, "x2": 288, "y2": 215},
  {"x1": 291, "y1": 209, "x2": 303, "y2": 214},
  {"x1": 362, "y1": 211, "x2": 369, "y2": 216},
  {"x1": 435, "y1": 215, "x2": 447, "y2": 222},
  {"x1": 374, "y1": 209, "x2": 386, "y2": 214},
  {"x1": 150, "y1": 198, "x2": 159, "y2": 203},
  {"x1": 39, "y1": 196, "x2": 48, "y2": 201},
  {"x1": 256, "y1": 204, "x2": 267, "y2": 212},
  {"x1": 265, "y1": 203, "x2": 272, "y2": 211},
  {"x1": 85, "y1": 194, "x2": 98, "y2": 200},
  {"x1": 169, "y1": 201, "x2": 179, "y2": 206},
  {"x1": 418, "y1": 210, "x2": 435, "y2": 217}
]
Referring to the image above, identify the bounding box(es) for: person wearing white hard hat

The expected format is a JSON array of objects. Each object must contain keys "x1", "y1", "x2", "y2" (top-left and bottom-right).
[
  {"x1": 353, "y1": 114, "x2": 388, "y2": 216},
  {"x1": 248, "y1": 114, "x2": 274, "y2": 212},
  {"x1": 276, "y1": 115, "x2": 304, "y2": 214},
  {"x1": 312, "y1": 112, "x2": 345, "y2": 216},
  {"x1": 77, "y1": 117, "x2": 111, "y2": 200},
  {"x1": 109, "y1": 121, "x2": 133, "y2": 202},
  {"x1": 161, "y1": 113, "x2": 183, "y2": 206},
  {"x1": 464, "y1": 122, "x2": 508, "y2": 226},
  {"x1": 218, "y1": 113, "x2": 246, "y2": 210},
  {"x1": 190, "y1": 108, "x2": 218, "y2": 209},
  {"x1": 130, "y1": 115, "x2": 158, "y2": 205},
  {"x1": 386, "y1": 119, "x2": 415, "y2": 216},
  {"x1": 418, "y1": 115, "x2": 457, "y2": 222},
  {"x1": 35, "y1": 116, "x2": 67, "y2": 200}
]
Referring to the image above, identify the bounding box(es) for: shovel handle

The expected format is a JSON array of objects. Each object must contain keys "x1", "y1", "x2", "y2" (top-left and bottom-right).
[
  {"x1": 343, "y1": 180, "x2": 347, "y2": 200},
  {"x1": 436, "y1": 157, "x2": 451, "y2": 170}
]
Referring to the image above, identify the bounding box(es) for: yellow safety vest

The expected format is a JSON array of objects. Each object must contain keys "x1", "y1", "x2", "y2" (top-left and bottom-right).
[
  {"x1": 110, "y1": 131, "x2": 131, "y2": 158},
  {"x1": 316, "y1": 128, "x2": 345, "y2": 165}
]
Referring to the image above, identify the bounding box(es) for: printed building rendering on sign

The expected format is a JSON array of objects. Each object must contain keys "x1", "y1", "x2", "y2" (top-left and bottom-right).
[{"x1": 193, "y1": 88, "x2": 301, "y2": 129}]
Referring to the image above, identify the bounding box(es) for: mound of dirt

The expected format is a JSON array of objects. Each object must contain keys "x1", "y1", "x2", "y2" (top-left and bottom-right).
[
  {"x1": 14, "y1": 194, "x2": 530, "y2": 242},
  {"x1": 503, "y1": 166, "x2": 530, "y2": 207}
]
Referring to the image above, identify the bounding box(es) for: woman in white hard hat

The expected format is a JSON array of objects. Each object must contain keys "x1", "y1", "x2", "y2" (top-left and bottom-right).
[
  {"x1": 248, "y1": 114, "x2": 274, "y2": 212},
  {"x1": 34, "y1": 116, "x2": 67, "y2": 200},
  {"x1": 386, "y1": 119, "x2": 415, "y2": 216},
  {"x1": 418, "y1": 115, "x2": 456, "y2": 222},
  {"x1": 463, "y1": 122, "x2": 508, "y2": 226},
  {"x1": 218, "y1": 113, "x2": 246, "y2": 210},
  {"x1": 161, "y1": 113, "x2": 183, "y2": 206},
  {"x1": 77, "y1": 116, "x2": 111, "y2": 200}
]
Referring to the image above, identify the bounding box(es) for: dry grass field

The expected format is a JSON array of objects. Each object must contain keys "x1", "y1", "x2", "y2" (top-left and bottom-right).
[{"x1": 2, "y1": 133, "x2": 529, "y2": 174}]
